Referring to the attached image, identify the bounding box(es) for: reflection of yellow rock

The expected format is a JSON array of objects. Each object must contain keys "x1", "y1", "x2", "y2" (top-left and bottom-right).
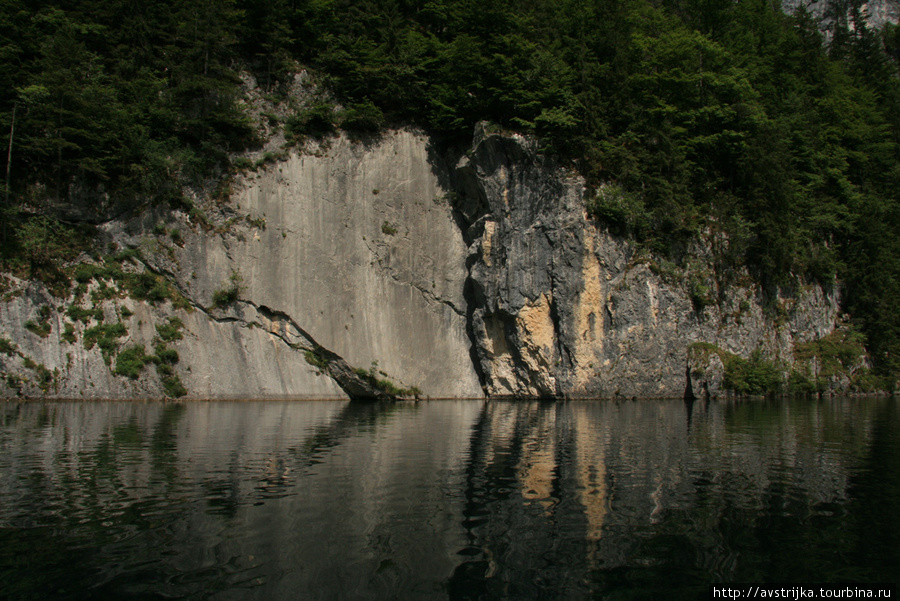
[
  {"x1": 520, "y1": 446, "x2": 556, "y2": 511},
  {"x1": 484, "y1": 403, "x2": 518, "y2": 466},
  {"x1": 573, "y1": 405, "x2": 607, "y2": 542},
  {"x1": 512, "y1": 404, "x2": 608, "y2": 543},
  {"x1": 517, "y1": 407, "x2": 557, "y2": 511}
]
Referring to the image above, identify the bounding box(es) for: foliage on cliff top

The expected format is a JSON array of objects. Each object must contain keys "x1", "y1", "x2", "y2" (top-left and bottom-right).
[{"x1": 2, "y1": 0, "x2": 900, "y2": 378}]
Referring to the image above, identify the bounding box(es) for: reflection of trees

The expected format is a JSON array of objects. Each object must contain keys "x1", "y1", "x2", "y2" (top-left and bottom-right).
[
  {"x1": 845, "y1": 399, "x2": 900, "y2": 581},
  {"x1": 686, "y1": 398, "x2": 900, "y2": 585},
  {"x1": 0, "y1": 402, "x2": 194, "y2": 600}
]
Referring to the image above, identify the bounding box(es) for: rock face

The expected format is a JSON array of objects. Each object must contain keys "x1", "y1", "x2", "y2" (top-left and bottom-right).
[
  {"x1": 781, "y1": 0, "x2": 900, "y2": 38},
  {"x1": 452, "y1": 127, "x2": 839, "y2": 399},
  {"x1": 0, "y1": 277, "x2": 349, "y2": 400},
  {"x1": 226, "y1": 133, "x2": 480, "y2": 398},
  {"x1": 1, "y1": 127, "x2": 841, "y2": 399},
  {"x1": 161, "y1": 130, "x2": 482, "y2": 399},
  {"x1": 1, "y1": 131, "x2": 481, "y2": 400},
  {"x1": 687, "y1": 346, "x2": 726, "y2": 400}
]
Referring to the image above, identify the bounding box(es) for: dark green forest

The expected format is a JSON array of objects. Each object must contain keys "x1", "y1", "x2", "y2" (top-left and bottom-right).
[{"x1": 2, "y1": 0, "x2": 900, "y2": 382}]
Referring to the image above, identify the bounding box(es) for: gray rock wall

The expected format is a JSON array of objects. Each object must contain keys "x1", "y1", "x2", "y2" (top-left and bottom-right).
[
  {"x1": 228, "y1": 132, "x2": 479, "y2": 397},
  {"x1": 0, "y1": 279, "x2": 347, "y2": 400},
  {"x1": 1, "y1": 128, "x2": 840, "y2": 400},
  {"x1": 2, "y1": 130, "x2": 481, "y2": 400},
  {"x1": 781, "y1": 0, "x2": 900, "y2": 39},
  {"x1": 453, "y1": 128, "x2": 839, "y2": 398}
]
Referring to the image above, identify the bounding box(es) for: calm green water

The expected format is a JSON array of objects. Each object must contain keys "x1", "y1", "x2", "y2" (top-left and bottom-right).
[{"x1": 0, "y1": 398, "x2": 897, "y2": 600}]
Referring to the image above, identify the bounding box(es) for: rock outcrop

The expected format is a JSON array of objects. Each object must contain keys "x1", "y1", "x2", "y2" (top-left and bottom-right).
[
  {"x1": 781, "y1": 0, "x2": 900, "y2": 39},
  {"x1": 687, "y1": 345, "x2": 726, "y2": 401},
  {"x1": 1, "y1": 127, "x2": 842, "y2": 399},
  {"x1": 452, "y1": 125, "x2": 838, "y2": 399}
]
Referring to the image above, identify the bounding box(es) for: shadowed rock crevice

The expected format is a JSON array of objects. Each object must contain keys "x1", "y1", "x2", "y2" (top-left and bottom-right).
[{"x1": 463, "y1": 276, "x2": 489, "y2": 395}]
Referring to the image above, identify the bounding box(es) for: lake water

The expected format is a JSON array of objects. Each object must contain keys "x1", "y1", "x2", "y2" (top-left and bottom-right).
[{"x1": 0, "y1": 398, "x2": 897, "y2": 600}]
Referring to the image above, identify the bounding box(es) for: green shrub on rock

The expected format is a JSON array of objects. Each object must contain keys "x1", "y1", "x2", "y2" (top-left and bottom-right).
[{"x1": 115, "y1": 345, "x2": 151, "y2": 379}]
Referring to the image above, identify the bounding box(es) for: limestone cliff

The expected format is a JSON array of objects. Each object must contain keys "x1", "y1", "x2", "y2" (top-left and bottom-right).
[
  {"x1": 0, "y1": 128, "x2": 842, "y2": 399},
  {"x1": 1, "y1": 131, "x2": 481, "y2": 400},
  {"x1": 453, "y1": 126, "x2": 838, "y2": 399}
]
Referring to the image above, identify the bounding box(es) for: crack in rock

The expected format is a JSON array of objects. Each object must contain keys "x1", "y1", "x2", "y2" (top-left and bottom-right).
[
  {"x1": 134, "y1": 256, "x2": 406, "y2": 400},
  {"x1": 386, "y1": 271, "x2": 465, "y2": 317},
  {"x1": 360, "y1": 234, "x2": 465, "y2": 317},
  {"x1": 196, "y1": 297, "x2": 403, "y2": 401}
]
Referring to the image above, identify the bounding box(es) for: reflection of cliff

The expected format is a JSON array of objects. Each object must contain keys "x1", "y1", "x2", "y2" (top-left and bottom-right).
[
  {"x1": 0, "y1": 400, "x2": 482, "y2": 601},
  {"x1": 2, "y1": 398, "x2": 897, "y2": 600},
  {"x1": 572, "y1": 407, "x2": 608, "y2": 542},
  {"x1": 516, "y1": 406, "x2": 557, "y2": 510},
  {"x1": 449, "y1": 399, "x2": 890, "y2": 599},
  {"x1": 507, "y1": 403, "x2": 609, "y2": 541}
]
